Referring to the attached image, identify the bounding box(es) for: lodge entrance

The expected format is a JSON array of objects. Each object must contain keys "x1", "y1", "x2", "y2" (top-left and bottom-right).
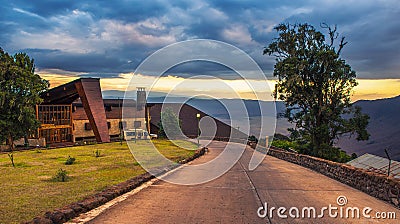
[{"x1": 39, "y1": 127, "x2": 73, "y2": 144}]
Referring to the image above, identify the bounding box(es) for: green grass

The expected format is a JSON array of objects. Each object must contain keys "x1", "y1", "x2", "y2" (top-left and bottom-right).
[{"x1": 0, "y1": 140, "x2": 197, "y2": 224}]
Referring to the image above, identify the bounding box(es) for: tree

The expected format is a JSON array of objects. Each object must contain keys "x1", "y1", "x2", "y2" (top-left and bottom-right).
[
  {"x1": 263, "y1": 23, "x2": 369, "y2": 160},
  {"x1": 0, "y1": 48, "x2": 49, "y2": 154},
  {"x1": 248, "y1": 135, "x2": 258, "y2": 143},
  {"x1": 157, "y1": 108, "x2": 182, "y2": 139}
]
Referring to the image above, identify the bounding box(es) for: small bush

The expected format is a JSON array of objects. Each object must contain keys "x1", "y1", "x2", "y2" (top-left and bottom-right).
[
  {"x1": 94, "y1": 149, "x2": 101, "y2": 157},
  {"x1": 271, "y1": 140, "x2": 299, "y2": 151},
  {"x1": 65, "y1": 156, "x2": 76, "y2": 165},
  {"x1": 53, "y1": 168, "x2": 68, "y2": 182}
]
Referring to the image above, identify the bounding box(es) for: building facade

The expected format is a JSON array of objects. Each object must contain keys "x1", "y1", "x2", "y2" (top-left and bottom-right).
[
  {"x1": 32, "y1": 78, "x2": 244, "y2": 146},
  {"x1": 72, "y1": 99, "x2": 146, "y2": 142},
  {"x1": 35, "y1": 78, "x2": 147, "y2": 145}
]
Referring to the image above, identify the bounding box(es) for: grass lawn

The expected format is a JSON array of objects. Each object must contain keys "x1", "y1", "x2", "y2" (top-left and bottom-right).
[{"x1": 0, "y1": 140, "x2": 197, "y2": 224}]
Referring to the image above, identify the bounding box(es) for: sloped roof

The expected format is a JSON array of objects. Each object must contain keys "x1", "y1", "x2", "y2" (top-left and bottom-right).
[
  {"x1": 40, "y1": 78, "x2": 110, "y2": 142},
  {"x1": 347, "y1": 153, "x2": 400, "y2": 178}
]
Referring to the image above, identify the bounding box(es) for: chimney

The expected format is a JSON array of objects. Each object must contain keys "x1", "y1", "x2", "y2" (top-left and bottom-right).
[{"x1": 137, "y1": 87, "x2": 146, "y2": 111}]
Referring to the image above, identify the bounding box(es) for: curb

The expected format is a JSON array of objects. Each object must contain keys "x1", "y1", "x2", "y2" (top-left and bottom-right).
[{"x1": 24, "y1": 147, "x2": 206, "y2": 224}]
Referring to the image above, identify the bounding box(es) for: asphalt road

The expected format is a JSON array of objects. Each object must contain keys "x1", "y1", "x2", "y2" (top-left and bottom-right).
[{"x1": 85, "y1": 141, "x2": 398, "y2": 224}]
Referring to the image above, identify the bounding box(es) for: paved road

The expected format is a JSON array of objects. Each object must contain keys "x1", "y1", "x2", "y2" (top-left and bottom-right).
[{"x1": 87, "y1": 141, "x2": 398, "y2": 223}]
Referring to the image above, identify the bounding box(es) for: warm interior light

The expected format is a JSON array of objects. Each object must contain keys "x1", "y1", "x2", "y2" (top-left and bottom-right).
[{"x1": 196, "y1": 113, "x2": 200, "y2": 118}]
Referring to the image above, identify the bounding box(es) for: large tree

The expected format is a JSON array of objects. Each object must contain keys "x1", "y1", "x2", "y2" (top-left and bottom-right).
[
  {"x1": 0, "y1": 48, "x2": 49, "y2": 151},
  {"x1": 264, "y1": 23, "x2": 369, "y2": 160}
]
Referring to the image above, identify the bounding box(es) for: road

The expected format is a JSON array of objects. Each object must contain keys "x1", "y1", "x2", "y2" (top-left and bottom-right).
[{"x1": 84, "y1": 141, "x2": 398, "y2": 223}]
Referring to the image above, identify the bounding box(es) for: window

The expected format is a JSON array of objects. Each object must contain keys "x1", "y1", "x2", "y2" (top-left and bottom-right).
[
  {"x1": 37, "y1": 105, "x2": 71, "y2": 125},
  {"x1": 84, "y1": 123, "x2": 92, "y2": 130},
  {"x1": 107, "y1": 122, "x2": 111, "y2": 129},
  {"x1": 105, "y1": 105, "x2": 112, "y2": 112}
]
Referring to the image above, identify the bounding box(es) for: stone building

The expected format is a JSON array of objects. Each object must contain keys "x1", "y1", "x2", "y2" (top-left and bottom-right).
[{"x1": 35, "y1": 78, "x2": 147, "y2": 145}]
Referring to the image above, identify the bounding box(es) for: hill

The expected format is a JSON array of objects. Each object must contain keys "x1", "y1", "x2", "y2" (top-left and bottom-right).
[{"x1": 336, "y1": 95, "x2": 400, "y2": 160}]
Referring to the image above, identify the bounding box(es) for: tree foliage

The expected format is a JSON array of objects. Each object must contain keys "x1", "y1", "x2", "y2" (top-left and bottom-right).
[
  {"x1": 264, "y1": 23, "x2": 369, "y2": 160},
  {"x1": 158, "y1": 108, "x2": 182, "y2": 139},
  {"x1": 0, "y1": 48, "x2": 49, "y2": 150}
]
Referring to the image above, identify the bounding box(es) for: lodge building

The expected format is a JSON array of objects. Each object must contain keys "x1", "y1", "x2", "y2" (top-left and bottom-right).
[
  {"x1": 34, "y1": 78, "x2": 146, "y2": 145},
  {"x1": 31, "y1": 78, "x2": 243, "y2": 146}
]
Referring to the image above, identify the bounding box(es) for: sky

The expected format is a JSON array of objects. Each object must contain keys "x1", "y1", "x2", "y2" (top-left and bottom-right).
[{"x1": 1, "y1": 0, "x2": 400, "y2": 101}]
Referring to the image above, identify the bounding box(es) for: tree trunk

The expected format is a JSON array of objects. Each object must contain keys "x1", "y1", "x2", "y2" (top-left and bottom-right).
[
  {"x1": 7, "y1": 134, "x2": 15, "y2": 167},
  {"x1": 7, "y1": 134, "x2": 14, "y2": 152},
  {"x1": 24, "y1": 134, "x2": 29, "y2": 147}
]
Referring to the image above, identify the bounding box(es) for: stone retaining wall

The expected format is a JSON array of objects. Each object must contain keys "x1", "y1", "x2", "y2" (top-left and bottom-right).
[
  {"x1": 267, "y1": 147, "x2": 400, "y2": 208},
  {"x1": 25, "y1": 147, "x2": 206, "y2": 224}
]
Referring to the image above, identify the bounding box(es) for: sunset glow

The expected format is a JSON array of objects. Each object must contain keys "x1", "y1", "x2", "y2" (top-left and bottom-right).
[{"x1": 38, "y1": 72, "x2": 400, "y2": 101}]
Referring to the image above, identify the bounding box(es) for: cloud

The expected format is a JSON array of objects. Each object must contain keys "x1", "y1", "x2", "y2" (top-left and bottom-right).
[
  {"x1": 222, "y1": 24, "x2": 255, "y2": 46},
  {"x1": 12, "y1": 7, "x2": 46, "y2": 20},
  {"x1": 1, "y1": 0, "x2": 399, "y2": 88}
]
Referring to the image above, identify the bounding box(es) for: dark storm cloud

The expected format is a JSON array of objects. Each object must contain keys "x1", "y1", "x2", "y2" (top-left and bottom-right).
[
  {"x1": 27, "y1": 50, "x2": 122, "y2": 73},
  {"x1": 164, "y1": 61, "x2": 239, "y2": 79},
  {"x1": 0, "y1": 0, "x2": 399, "y2": 79}
]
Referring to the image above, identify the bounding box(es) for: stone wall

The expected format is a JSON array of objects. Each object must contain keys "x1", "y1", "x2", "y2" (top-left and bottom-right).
[
  {"x1": 14, "y1": 138, "x2": 46, "y2": 147},
  {"x1": 267, "y1": 147, "x2": 400, "y2": 208}
]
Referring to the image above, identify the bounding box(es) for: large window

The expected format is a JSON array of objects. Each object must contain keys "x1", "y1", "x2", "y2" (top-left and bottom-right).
[
  {"x1": 37, "y1": 105, "x2": 72, "y2": 125},
  {"x1": 37, "y1": 105, "x2": 73, "y2": 144}
]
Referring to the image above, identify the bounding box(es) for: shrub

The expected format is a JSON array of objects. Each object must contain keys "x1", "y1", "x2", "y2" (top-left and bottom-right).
[
  {"x1": 248, "y1": 135, "x2": 258, "y2": 143},
  {"x1": 65, "y1": 155, "x2": 76, "y2": 165},
  {"x1": 53, "y1": 168, "x2": 68, "y2": 182},
  {"x1": 271, "y1": 140, "x2": 299, "y2": 151}
]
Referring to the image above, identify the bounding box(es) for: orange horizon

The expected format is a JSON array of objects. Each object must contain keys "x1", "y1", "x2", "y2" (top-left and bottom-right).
[{"x1": 38, "y1": 72, "x2": 400, "y2": 102}]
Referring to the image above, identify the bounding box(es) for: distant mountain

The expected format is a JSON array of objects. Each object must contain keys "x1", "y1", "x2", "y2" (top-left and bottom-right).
[
  {"x1": 102, "y1": 90, "x2": 188, "y2": 99},
  {"x1": 103, "y1": 90, "x2": 399, "y2": 160},
  {"x1": 336, "y1": 95, "x2": 400, "y2": 160},
  {"x1": 159, "y1": 96, "x2": 400, "y2": 160},
  {"x1": 102, "y1": 90, "x2": 126, "y2": 99}
]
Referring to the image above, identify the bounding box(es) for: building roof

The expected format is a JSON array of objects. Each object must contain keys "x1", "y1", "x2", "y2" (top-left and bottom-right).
[
  {"x1": 347, "y1": 153, "x2": 400, "y2": 178},
  {"x1": 40, "y1": 78, "x2": 110, "y2": 142},
  {"x1": 41, "y1": 78, "x2": 98, "y2": 104}
]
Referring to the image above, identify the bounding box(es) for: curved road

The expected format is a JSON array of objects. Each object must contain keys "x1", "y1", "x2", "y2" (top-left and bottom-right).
[{"x1": 78, "y1": 141, "x2": 398, "y2": 223}]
